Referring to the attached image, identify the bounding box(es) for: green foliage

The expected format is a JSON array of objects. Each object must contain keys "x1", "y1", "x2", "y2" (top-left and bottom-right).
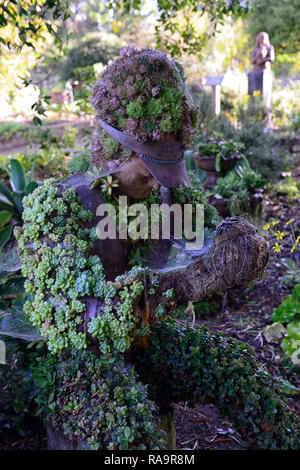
[
  {"x1": 102, "y1": 136, "x2": 120, "y2": 157},
  {"x1": 281, "y1": 320, "x2": 300, "y2": 364},
  {"x1": 291, "y1": 111, "x2": 300, "y2": 131},
  {"x1": 236, "y1": 133, "x2": 286, "y2": 183},
  {"x1": 17, "y1": 179, "x2": 101, "y2": 353},
  {"x1": 0, "y1": 339, "x2": 50, "y2": 434},
  {"x1": 46, "y1": 351, "x2": 165, "y2": 450},
  {"x1": 0, "y1": 225, "x2": 13, "y2": 250},
  {"x1": 3, "y1": 344, "x2": 166, "y2": 450},
  {"x1": 119, "y1": 0, "x2": 248, "y2": 57},
  {"x1": 0, "y1": 159, "x2": 39, "y2": 249},
  {"x1": 15, "y1": 177, "x2": 300, "y2": 451},
  {"x1": 18, "y1": 177, "x2": 222, "y2": 356},
  {"x1": 0, "y1": 125, "x2": 83, "y2": 178},
  {"x1": 193, "y1": 298, "x2": 221, "y2": 317},
  {"x1": 174, "y1": 297, "x2": 222, "y2": 320},
  {"x1": 88, "y1": 274, "x2": 145, "y2": 355},
  {"x1": 91, "y1": 48, "x2": 197, "y2": 164},
  {"x1": 272, "y1": 284, "x2": 300, "y2": 324},
  {"x1": 134, "y1": 319, "x2": 300, "y2": 449},
  {"x1": 99, "y1": 180, "x2": 221, "y2": 268},
  {"x1": 196, "y1": 139, "x2": 244, "y2": 158},
  {"x1": 127, "y1": 101, "x2": 145, "y2": 119},
  {"x1": 59, "y1": 36, "x2": 120, "y2": 81},
  {"x1": 206, "y1": 156, "x2": 265, "y2": 197},
  {"x1": 247, "y1": 0, "x2": 300, "y2": 56},
  {"x1": 18, "y1": 179, "x2": 153, "y2": 356},
  {"x1": 271, "y1": 284, "x2": 300, "y2": 364},
  {"x1": 0, "y1": 0, "x2": 70, "y2": 50},
  {"x1": 199, "y1": 100, "x2": 289, "y2": 182},
  {"x1": 172, "y1": 185, "x2": 222, "y2": 230},
  {"x1": 206, "y1": 160, "x2": 265, "y2": 216},
  {"x1": 274, "y1": 176, "x2": 300, "y2": 200},
  {"x1": 67, "y1": 148, "x2": 94, "y2": 174},
  {"x1": 0, "y1": 122, "x2": 32, "y2": 141},
  {"x1": 279, "y1": 258, "x2": 300, "y2": 290},
  {"x1": 196, "y1": 138, "x2": 245, "y2": 172}
]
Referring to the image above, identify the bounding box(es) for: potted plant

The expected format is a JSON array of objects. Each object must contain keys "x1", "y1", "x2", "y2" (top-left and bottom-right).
[
  {"x1": 193, "y1": 139, "x2": 243, "y2": 188},
  {"x1": 205, "y1": 158, "x2": 266, "y2": 218}
]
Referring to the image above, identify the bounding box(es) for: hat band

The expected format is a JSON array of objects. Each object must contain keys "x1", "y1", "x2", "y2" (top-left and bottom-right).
[
  {"x1": 140, "y1": 153, "x2": 184, "y2": 165},
  {"x1": 99, "y1": 120, "x2": 182, "y2": 160}
]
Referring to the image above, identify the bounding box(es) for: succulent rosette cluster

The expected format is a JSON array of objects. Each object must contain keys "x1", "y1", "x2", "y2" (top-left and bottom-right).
[{"x1": 90, "y1": 47, "x2": 198, "y2": 170}]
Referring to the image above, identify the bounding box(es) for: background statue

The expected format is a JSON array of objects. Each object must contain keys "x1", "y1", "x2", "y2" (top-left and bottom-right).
[
  {"x1": 248, "y1": 32, "x2": 275, "y2": 126},
  {"x1": 251, "y1": 31, "x2": 275, "y2": 72}
]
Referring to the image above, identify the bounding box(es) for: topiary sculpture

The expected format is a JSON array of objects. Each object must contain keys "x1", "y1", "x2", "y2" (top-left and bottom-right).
[{"x1": 15, "y1": 47, "x2": 300, "y2": 450}]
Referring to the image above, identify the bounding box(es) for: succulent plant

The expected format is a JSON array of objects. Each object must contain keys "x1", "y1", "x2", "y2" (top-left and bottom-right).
[{"x1": 90, "y1": 47, "x2": 198, "y2": 169}]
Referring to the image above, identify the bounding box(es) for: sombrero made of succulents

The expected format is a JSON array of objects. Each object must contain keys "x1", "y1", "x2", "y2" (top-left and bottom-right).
[{"x1": 90, "y1": 47, "x2": 198, "y2": 188}]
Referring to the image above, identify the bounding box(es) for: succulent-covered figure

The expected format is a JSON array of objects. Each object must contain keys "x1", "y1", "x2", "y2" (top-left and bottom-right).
[{"x1": 16, "y1": 48, "x2": 300, "y2": 450}]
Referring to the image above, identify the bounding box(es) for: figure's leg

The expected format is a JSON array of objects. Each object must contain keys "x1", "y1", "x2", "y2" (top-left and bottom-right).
[
  {"x1": 131, "y1": 319, "x2": 300, "y2": 450},
  {"x1": 9, "y1": 348, "x2": 166, "y2": 450}
]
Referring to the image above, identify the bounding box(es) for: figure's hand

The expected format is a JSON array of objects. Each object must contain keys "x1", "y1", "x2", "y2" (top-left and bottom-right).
[{"x1": 157, "y1": 217, "x2": 269, "y2": 305}]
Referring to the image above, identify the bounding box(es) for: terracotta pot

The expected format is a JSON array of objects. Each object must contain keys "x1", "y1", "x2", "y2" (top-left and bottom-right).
[
  {"x1": 209, "y1": 191, "x2": 264, "y2": 218},
  {"x1": 193, "y1": 152, "x2": 240, "y2": 189},
  {"x1": 209, "y1": 197, "x2": 231, "y2": 218},
  {"x1": 249, "y1": 191, "x2": 264, "y2": 211}
]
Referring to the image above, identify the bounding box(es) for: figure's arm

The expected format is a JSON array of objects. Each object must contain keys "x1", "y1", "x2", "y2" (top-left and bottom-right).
[
  {"x1": 268, "y1": 46, "x2": 275, "y2": 62},
  {"x1": 98, "y1": 216, "x2": 268, "y2": 344}
]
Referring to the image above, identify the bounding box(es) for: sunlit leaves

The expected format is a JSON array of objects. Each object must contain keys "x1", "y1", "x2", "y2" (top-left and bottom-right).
[
  {"x1": 0, "y1": 0, "x2": 71, "y2": 51},
  {"x1": 117, "y1": 0, "x2": 249, "y2": 56}
]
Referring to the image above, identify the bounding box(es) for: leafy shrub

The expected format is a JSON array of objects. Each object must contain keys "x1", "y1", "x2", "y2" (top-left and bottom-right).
[
  {"x1": 205, "y1": 157, "x2": 265, "y2": 215},
  {"x1": 2, "y1": 344, "x2": 165, "y2": 450},
  {"x1": 271, "y1": 284, "x2": 300, "y2": 364},
  {"x1": 67, "y1": 148, "x2": 94, "y2": 174},
  {"x1": 279, "y1": 258, "x2": 300, "y2": 290},
  {"x1": 59, "y1": 35, "x2": 120, "y2": 82},
  {"x1": 0, "y1": 125, "x2": 86, "y2": 178},
  {"x1": 281, "y1": 319, "x2": 300, "y2": 364},
  {"x1": 190, "y1": 90, "x2": 215, "y2": 135},
  {"x1": 272, "y1": 284, "x2": 300, "y2": 324},
  {"x1": 0, "y1": 122, "x2": 32, "y2": 141},
  {"x1": 134, "y1": 319, "x2": 300, "y2": 449},
  {"x1": 274, "y1": 176, "x2": 300, "y2": 199},
  {"x1": 0, "y1": 159, "x2": 38, "y2": 250}
]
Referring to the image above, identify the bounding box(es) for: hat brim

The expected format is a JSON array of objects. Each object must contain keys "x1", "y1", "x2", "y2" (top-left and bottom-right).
[{"x1": 140, "y1": 157, "x2": 189, "y2": 189}]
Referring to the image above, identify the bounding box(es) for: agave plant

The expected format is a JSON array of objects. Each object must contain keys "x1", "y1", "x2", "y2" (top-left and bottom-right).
[{"x1": 0, "y1": 159, "x2": 39, "y2": 250}]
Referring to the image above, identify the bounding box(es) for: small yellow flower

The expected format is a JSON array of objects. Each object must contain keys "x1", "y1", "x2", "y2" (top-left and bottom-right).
[
  {"x1": 263, "y1": 223, "x2": 271, "y2": 231},
  {"x1": 296, "y1": 235, "x2": 300, "y2": 244},
  {"x1": 273, "y1": 243, "x2": 281, "y2": 253},
  {"x1": 285, "y1": 219, "x2": 293, "y2": 226},
  {"x1": 291, "y1": 245, "x2": 296, "y2": 254},
  {"x1": 271, "y1": 220, "x2": 279, "y2": 226},
  {"x1": 275, "y1": 231, "x2": 285, "y2": 240}
]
